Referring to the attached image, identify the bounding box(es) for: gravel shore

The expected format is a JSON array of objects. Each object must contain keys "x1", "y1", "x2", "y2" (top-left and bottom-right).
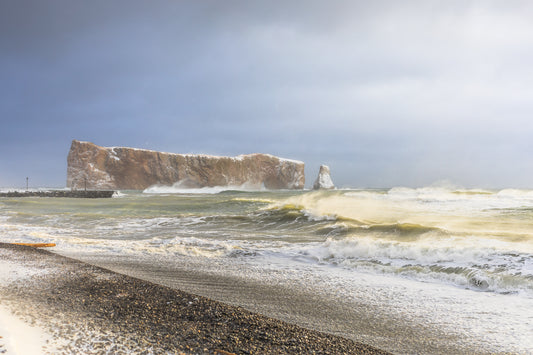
[{"x1": 0, "y1": 243, "x2": 390, "y2": 354}]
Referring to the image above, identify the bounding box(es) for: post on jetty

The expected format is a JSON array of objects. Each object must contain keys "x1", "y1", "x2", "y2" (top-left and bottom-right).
[{"x1": 26, "y1": 177, "x2": 29, "y2": 191}]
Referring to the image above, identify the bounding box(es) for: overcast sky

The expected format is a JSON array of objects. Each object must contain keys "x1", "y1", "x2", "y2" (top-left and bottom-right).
[{"x1": 1, "y1": 0, "x2": 533, "y2": 189}]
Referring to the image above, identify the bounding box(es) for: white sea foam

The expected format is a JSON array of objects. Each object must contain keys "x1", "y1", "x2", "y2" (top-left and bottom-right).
[
  {"x1": 220, "y1": 253, "x2": 533, "y2": 353},
  {"x1": 292, "y1": 235, "x2": 533, "y2": 294},
  {"x1": 112, "y1": 191, "x2": 126, "y2": 198},
  {"x1": 143, "y1": 182, "x2": 267, "y2": 194}
]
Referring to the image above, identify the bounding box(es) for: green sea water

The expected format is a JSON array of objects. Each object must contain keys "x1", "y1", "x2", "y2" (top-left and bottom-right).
[
  {"x1": 1, "y1": 187, "x2": 533, "y2": 352},
  {"x1": 1, "y1": 187, "x2": 533, "y2": 295}
]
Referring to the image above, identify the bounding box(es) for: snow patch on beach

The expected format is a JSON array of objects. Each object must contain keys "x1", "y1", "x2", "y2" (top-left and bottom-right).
[
  {"x1": 0, "y1": 257, "x2": 54, "y2": 354},
  {"x1": 0, "y1": 305, "x2": 52, "y2": 355}
]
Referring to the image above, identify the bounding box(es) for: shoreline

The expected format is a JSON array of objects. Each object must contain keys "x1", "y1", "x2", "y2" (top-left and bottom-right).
[
  {"x1": 0, "y1": 243, "x2": 389, "y2": 354},
  {"x1": 66, "y1": 253, "x2": 504, "y2": 355}
]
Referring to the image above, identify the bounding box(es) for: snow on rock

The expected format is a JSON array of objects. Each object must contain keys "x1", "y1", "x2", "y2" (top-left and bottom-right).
[{"x1": 313, "y1": 165, "x2": 335, "y2": 190}]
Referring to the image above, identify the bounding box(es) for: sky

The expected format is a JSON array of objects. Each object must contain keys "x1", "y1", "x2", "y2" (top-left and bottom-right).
[{"x1": 1, "y1": 0, "x2": 533, "y2": 189}]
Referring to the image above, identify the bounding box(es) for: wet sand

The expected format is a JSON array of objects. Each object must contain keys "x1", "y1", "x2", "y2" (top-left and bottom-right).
[{"x1": 0, "y1": 243, "x2": 388, "y2": 354}]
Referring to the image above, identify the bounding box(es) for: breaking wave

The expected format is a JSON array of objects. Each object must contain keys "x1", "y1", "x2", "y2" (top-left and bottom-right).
[
  {"x1": 143, "y1": 181, "x2": 267, "y2": 194},
  {"x1": 2, "y1": 186, "x2": 533, "y2": 296},
  {"x1": 296, "y1": 235, "x2": 533, "y2": 295}
]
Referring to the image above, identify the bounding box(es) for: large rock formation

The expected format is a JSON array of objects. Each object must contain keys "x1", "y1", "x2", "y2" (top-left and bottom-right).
[
  {"x1": 67, "y1": 140, "x2": 305, "y2": 190},
  {"x1": 313, "y1": 165, "x2": 335, "y2": 190}
]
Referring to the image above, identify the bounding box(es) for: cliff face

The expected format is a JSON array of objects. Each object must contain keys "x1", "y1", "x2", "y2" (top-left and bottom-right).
[
  {"x1": 67, "y1": 140, "x2": 305, "y2": 190},
  {"x1": 313, "y1": 165, "x2": 335, "y2": 190}
]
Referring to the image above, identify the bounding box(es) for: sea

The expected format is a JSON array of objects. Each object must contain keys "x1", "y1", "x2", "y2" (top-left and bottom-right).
[{"x1": 1, "y1": 186, "x2": 532, "y2": 354}]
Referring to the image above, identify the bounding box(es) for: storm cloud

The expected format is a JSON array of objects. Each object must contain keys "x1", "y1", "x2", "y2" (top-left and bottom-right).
[{"x1": 1, "y1": 0, "x2": 533, "y2": 188}]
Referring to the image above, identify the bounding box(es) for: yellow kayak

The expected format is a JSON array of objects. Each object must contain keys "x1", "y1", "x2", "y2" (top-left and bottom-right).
[{"x1": 11, "y1": 243, "x2": 56, "y2": 248}]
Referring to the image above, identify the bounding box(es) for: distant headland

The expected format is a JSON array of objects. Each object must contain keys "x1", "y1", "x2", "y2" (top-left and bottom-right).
[{"x1": 67, "y1": 140, "x2": 305, "y2": 190}]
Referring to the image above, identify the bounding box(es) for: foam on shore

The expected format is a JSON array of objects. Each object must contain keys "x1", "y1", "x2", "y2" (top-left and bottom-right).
[{"x1": 0, "y1": 243, "x2": 388, "y2": 354}]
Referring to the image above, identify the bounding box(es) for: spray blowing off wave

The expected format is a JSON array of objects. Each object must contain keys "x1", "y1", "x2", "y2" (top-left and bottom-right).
[{"x1": 270, "y1": 188, "x2": 533, "y2": 241}]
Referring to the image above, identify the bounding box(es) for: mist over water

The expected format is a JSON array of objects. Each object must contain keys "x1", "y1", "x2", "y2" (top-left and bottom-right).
[{"x1": 1, "y1": 186, "x2": 533, "y2": 352}]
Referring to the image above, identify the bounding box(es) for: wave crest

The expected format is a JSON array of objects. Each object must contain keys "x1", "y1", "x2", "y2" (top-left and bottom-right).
[{"x1": 143, "y1": 181, "x2": 266, "y2": 194}]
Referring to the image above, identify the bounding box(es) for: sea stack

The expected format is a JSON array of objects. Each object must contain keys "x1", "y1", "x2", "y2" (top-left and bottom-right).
[
  {"x1": 313, "y1": 165, "x2": 335, "y2": 190},
  {"x1": 66, "y1": 140, "x2": 305, "y2": 190}
]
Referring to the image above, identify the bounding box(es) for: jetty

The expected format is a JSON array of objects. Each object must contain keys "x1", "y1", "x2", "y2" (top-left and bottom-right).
[{"x1": 0, "y1": 190, "x2": 115, "y2": 198}]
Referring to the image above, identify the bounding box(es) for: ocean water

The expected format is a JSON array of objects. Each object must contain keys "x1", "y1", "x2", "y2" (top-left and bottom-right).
[{"x1": 1, "y1": 187, "x2": 533, "y2": 353}]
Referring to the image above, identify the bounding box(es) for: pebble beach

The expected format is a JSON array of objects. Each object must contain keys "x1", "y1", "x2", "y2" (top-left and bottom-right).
[{"x1": 0, "y1": 243, "x2": 389, "y2": 354}]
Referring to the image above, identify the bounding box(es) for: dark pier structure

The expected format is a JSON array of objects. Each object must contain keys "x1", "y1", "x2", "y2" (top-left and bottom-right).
[{"x1": 0, "y1": 190, "x2": 115, "y2": 198}]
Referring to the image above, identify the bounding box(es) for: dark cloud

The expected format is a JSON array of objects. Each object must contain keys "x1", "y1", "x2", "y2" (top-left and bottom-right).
[{"x1": 1, "y1": 1, "x2": 533, "y2": 187}]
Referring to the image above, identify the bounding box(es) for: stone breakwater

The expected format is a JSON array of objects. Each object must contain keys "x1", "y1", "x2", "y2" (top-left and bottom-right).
[
  {"x1": 0, "y1": 190, "x2": 115, "y2": 198},
  {"x1": 67, "y1": 140, "x2": 305, "y2": 190},
  {"x1": 0, "y1": 243, "x2": 389, "y2": 354}
]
